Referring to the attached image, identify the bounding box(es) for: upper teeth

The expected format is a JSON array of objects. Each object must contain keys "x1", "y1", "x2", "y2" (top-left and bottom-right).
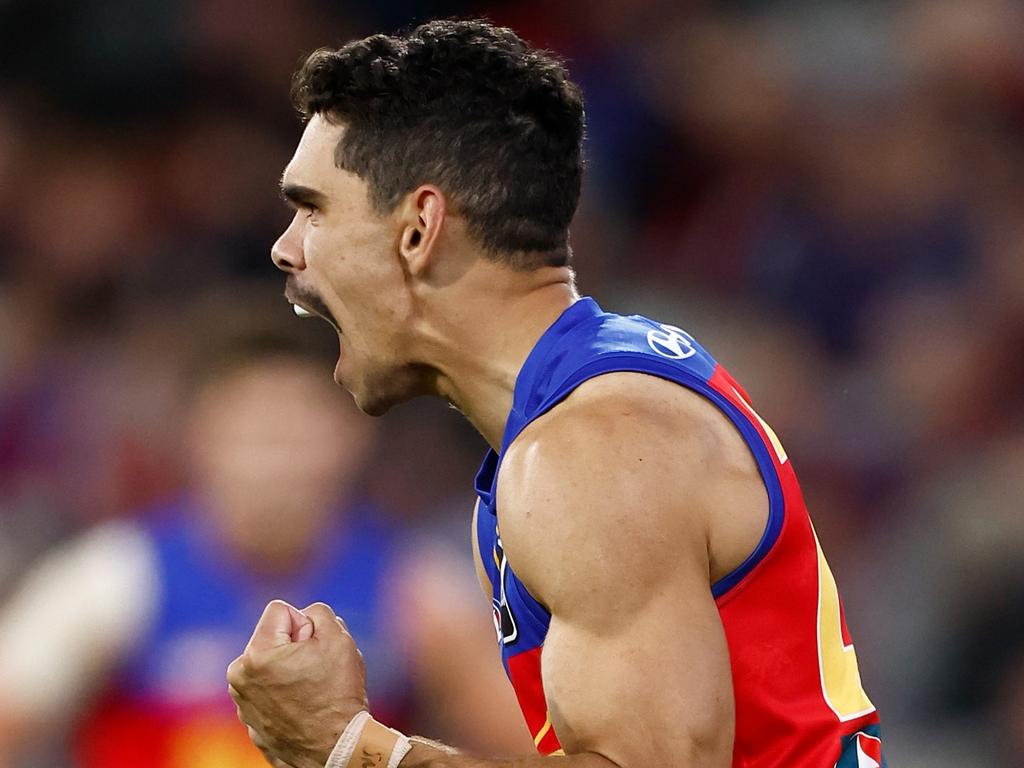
[{"x1": 293, "y1": 304, "x2": 314, "y2": 317}]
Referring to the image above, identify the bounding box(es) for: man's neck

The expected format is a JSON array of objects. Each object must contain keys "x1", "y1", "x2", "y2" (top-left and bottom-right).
[{"x1": 414, "y1": 265, "x2": 577, "y2": 450}]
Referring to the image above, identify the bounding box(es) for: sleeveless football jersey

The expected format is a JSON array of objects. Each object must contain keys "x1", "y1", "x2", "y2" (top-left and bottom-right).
[{"x1": 474, "y1": 298, "x2": 884, "y2": 767}]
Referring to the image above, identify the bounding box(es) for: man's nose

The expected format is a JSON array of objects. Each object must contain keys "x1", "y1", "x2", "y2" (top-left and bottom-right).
[{"x1": 271, "y1": 222, "x2": 306, "y2": 273}]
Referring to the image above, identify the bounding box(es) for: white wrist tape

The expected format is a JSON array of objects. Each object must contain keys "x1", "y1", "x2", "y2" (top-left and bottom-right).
[{"x1": 325, "y1": 710, "x2": 412, "y2": 768}]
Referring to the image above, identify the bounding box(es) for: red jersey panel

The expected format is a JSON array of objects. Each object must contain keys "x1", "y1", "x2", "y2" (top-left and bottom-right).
[
  {"x1": 474, "y1": 298, "x2": 883, "y2": 766},
  {"x1": 709, "y1": 366, "x2": 881, "y2": 766}
]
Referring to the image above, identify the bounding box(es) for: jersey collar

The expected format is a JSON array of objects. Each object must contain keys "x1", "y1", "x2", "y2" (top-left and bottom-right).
[{"x1": 474, "y1": 296, "x2": 602, "y2": 509}]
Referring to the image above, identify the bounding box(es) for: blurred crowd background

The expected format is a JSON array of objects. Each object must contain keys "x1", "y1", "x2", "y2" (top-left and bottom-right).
[{"x1": 0, "y1": 0, "x2": 1021, "y2": 766}]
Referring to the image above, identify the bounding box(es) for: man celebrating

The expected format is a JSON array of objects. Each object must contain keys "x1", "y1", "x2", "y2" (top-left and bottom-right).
[{"x1": 228, "y1": 19, "x2": 884, "y2": 768}]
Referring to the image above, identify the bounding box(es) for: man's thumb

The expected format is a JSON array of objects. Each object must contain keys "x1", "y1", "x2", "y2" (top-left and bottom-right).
[
  {"x1": 293, "y1": 614, "x2": 314, "y2": 642},
  {"x1": 247, "y1": 600, "x2": 313, "y2": 651},
  {"x1": 301, "y1": 602, "x2": 343, "y2": 639}
]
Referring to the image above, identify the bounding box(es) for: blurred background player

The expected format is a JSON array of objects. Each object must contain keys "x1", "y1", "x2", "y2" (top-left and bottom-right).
[
  {"x1": 0, "y1": 1, "x2": 1022, "y2": 767},
  {"x1": 0, "y1": 290, "x2": 531, "y2": 768}
]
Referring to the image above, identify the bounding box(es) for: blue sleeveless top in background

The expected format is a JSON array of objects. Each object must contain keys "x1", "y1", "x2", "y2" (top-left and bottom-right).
[{"x1": 120, "y1": 497, "x2": 407, "y2": 708}]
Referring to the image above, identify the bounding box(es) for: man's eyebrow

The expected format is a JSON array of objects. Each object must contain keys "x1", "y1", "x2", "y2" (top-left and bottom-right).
[{"x1": 280, "y1": 182, "x2": 329, "y2": 208}]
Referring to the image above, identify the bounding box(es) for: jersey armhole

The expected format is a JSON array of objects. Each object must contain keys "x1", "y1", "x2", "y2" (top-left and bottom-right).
[{"x1": 517, "y1": 353, "x2": 786, "y2": 604}]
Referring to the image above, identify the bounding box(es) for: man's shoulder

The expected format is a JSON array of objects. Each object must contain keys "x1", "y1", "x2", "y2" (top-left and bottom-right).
[
  {"x1": 496, "y1": 374, "x2": 716, "y2": 546},
  {"x1": 496, "y1": 370, "x2": 768, "y2": 598},
  {"x1": 503, "y1": 370, "x2": 739, "y2": 477}
]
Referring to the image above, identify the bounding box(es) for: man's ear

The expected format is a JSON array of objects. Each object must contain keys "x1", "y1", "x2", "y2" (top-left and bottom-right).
[{"x1": 399, "y1": 185, "x2": 446, "y2": 277}]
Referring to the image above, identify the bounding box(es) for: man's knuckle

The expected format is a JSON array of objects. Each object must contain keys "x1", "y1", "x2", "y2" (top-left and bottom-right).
[
  {"x1": 305, "y1": 601, "x2": 335, "y2": 618},
  {"x1": 226, "y1": 659, "x2": 245, "y2": 687},
  {"x1": 265, "y1": 599, "x2": 289, "y2": 615},
  {"x1": 246, "y1": 655, "x2": 271, "y2": 677}
]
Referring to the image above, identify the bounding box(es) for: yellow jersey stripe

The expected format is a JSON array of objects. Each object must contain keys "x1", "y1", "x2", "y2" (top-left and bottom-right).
[{"x1": 533, "y1": 713, "x2": 552, "y2": 747}]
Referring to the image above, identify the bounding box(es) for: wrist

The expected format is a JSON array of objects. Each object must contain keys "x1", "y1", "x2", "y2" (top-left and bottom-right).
[{"x1": 325, "y1": 711, "x2": 412, "y2": 768}]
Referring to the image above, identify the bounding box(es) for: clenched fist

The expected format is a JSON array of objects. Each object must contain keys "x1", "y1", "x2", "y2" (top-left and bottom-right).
[{"x1": 228, "y1": 600, "x2": 369, "y2": 768}]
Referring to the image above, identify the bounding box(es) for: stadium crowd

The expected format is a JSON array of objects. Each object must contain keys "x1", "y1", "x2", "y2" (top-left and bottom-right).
[{"x1": 0, "y1": 1, "x2": 1022, "y2": 766}]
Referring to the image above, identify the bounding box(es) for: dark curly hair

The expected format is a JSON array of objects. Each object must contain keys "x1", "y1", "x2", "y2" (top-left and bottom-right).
[{"x1": 291, "y1": 19, "x2": 585, "y2": 269}]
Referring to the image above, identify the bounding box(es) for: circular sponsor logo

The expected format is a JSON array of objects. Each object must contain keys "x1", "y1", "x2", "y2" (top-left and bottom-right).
[{"x1": 647, "y1": 323, "x2": 697, "y2": 360}]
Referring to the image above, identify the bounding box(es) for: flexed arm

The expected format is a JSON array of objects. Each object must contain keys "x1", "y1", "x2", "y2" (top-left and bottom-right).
[{"x1": 230, "y1": 374, "x2": 764, "y2": 768}]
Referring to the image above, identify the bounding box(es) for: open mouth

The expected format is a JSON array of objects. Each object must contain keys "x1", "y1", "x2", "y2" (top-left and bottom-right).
[
  {"x1": 284, "y1": 280, "x2": 341, "y2": 333},
  {"x1": 286, "y1": 291, "x2": 346, "y2": 385},
  {"x1": 287, "y1": 297, "x2": 341, "y2": 335}
]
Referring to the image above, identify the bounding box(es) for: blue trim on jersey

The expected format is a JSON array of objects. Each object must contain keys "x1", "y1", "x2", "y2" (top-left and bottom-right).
[
  {"x1": 475, "y1": 297, "x2": 787, "y2": 665},
  {"x1": 509, "y1": 561, "x2": 553, "y2": 628},
  {"x1": 835, "y1": 724, "x2": 886, "y2": 768}
]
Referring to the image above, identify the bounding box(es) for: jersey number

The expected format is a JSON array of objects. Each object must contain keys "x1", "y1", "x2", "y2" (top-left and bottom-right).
[
  {"x1": 726, "y1": 381, "x2": 872, "y2": 722},
  {"x1": 815, "y1": 530, "x2": 875, "y2": 720}
]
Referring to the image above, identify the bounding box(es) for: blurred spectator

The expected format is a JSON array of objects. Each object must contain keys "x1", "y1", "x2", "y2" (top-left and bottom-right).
[{"x1": 0, "y1": 295, "x2": 530, "y2": 767}]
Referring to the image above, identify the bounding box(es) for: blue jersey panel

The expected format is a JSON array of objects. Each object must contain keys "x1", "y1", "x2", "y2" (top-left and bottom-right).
[{"x1": 475, "y1": 298, "x2": 786, "y2": 670}]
